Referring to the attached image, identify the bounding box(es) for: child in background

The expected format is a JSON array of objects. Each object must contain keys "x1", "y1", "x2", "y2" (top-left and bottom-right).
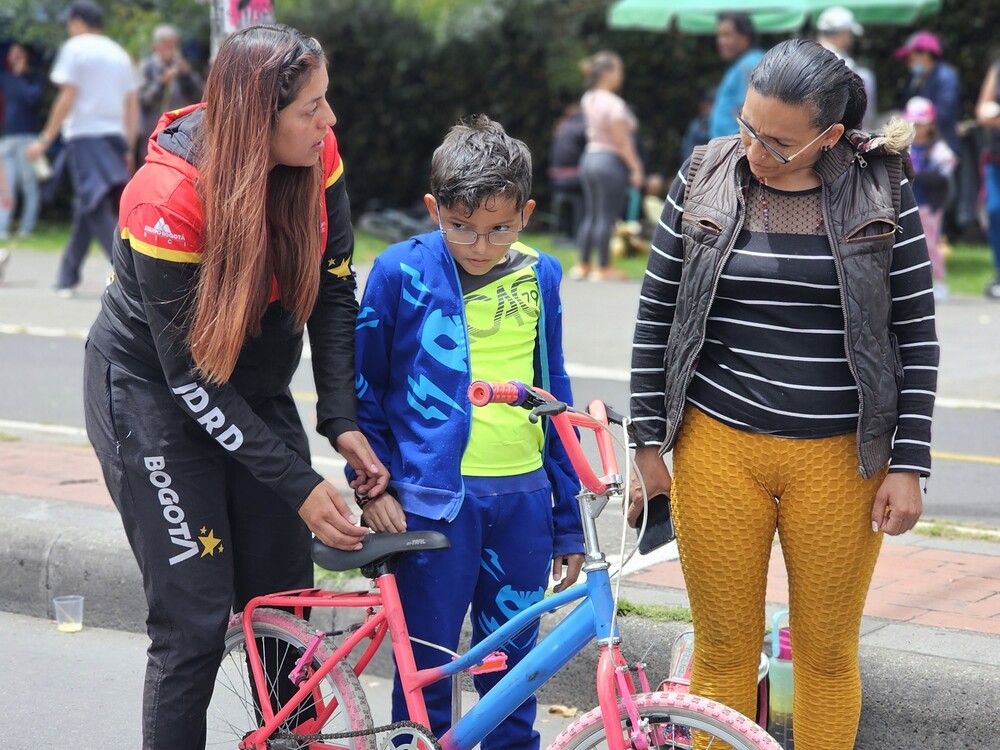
[
  {"x1": 351, "y1": 115, "x2": 584, "y2": 750},
  {"x1": 904, "y1": 96, "x2": 957, "y2": 300}
]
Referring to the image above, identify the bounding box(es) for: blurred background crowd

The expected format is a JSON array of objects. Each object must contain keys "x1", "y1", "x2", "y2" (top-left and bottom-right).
[{"x1": 1, "y1": 0, "x2": 999, "y2": 296}]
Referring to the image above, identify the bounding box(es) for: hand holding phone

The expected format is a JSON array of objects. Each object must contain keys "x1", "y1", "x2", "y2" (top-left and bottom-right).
[{"x1": 634, "y1": 493, "x2": 675, "y2": 554}]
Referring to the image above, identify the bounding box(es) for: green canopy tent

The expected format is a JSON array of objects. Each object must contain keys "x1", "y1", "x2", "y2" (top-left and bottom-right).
[{"x1": 607, "y1": 0, "x2": 942, "y2": 33}]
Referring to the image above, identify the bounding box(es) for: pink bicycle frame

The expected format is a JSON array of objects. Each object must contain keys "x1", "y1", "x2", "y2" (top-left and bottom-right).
[{"x1": 235, "y1": 387, "x2": 641, "y2": 750}]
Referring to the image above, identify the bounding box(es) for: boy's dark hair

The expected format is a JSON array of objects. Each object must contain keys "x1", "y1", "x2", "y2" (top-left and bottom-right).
[{"x1": 430, "y1": 115, "x2": 532, "y2": 216}]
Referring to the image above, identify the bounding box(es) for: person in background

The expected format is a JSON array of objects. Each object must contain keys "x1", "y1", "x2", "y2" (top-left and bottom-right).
[
  {"x1": 679, "y1": 86, "x2": 715, "y2": 165},
  {"x1": 976, "y1": 58, "x2": 1000, "y2": 300},
  {"x1": 903, "y1": 96, "x2": 956, "y2": 300},
  {"x1": 0, "y1": 42, "x2": 45, "y2": 242},
  {"x1": 631, "y1": 39, "x2": 936, "y2": 750},
  {"x1": 708, "y1": 12, "x2": 764, "y2": 139},
  {"x1": 84, "y1": 24, "x2": 385, "y2": 748},
  {"x1": 896, "y1": 31, "x2": 960, "y2": 154},
  {"x1": 137, "y1": 24, "x2": 203, "y2": 165},
  {"x1": 816, "y1": 5, "x2": 877, "y2": 130},
  {"x1": 573, "y1": 50, "x2": 642, "y2": 282},
  {"x1": 547, "y1": 102, "x2": 586, "y2": 241},
  {"x1": 26, "y1": 0, "x2": 138, "y2": 297}
]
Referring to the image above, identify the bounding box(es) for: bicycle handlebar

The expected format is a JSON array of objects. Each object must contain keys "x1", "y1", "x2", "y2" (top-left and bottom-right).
[
  {"x1": 468, "y1": 380, "x2": 528, "y2": 407},
  {"x1": 468, "y1": 380, "x2": 621, "y2": 495}
]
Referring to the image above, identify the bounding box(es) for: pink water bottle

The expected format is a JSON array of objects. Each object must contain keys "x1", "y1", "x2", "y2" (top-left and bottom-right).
[{"x1": 767, "y1": 610, "x2": 794, "y2": 749}]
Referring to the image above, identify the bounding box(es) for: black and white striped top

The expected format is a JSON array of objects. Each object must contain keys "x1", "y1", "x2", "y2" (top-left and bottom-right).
[{"x1": 630, "y1": 162, "x2": 939, "y2": 475}]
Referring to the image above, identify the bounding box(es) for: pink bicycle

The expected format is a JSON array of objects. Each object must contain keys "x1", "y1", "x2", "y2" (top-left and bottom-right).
[{"x1": 205, "y1": 381, "x2": 780, "y2": 750}]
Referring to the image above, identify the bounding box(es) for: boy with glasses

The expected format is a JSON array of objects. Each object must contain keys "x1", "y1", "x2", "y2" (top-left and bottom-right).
[{"x1": 350, "y1": 115, "x2": 584, "y2": 750}]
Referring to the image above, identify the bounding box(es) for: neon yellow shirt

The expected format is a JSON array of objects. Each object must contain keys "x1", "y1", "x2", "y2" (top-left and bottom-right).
[{"x1": 459, "y1": 244, "x2": 544, "y2": 476}]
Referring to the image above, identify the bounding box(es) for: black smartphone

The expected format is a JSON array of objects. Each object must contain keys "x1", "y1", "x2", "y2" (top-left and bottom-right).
[{"x1": 634, "y1": 493, "x2": 675, "y2": 554}]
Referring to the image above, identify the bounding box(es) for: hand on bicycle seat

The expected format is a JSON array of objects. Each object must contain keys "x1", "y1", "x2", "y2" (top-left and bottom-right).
[
  {"x1": 359, "y1": 491, "x2": 408, "y2": 533},
  {"x1": 628, "y1": 445, "x2": 673, "y2": 527},
  {"x1": 299, "y1": 480, "x2": 370, "y2": 550}
]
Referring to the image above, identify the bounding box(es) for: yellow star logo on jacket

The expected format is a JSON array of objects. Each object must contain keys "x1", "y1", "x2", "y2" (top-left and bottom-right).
[{"x1": 327, "y1": 257, "x2": 352, "y2": 278}]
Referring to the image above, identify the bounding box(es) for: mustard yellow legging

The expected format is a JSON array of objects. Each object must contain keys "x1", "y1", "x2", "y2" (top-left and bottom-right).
[{"x1": 671, "y1": 406, "x2": 887, "y2": 750}]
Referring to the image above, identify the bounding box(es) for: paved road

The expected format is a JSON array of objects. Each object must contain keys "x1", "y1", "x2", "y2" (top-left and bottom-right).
[
  {"x1": 0, "y1": 610, "x2": 578, "y2": 749},
  {"x1": 3, "y1": 331, "x2": 999, "y2": 526}
]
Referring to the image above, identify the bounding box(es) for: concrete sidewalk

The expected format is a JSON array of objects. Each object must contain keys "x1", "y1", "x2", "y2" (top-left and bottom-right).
[
  {"x1": 2, "y1": 246, "x2": 1000, "y2": 748},
  {"x1": 4, "y1": 437, "x2": 1000, "y2": 637}
]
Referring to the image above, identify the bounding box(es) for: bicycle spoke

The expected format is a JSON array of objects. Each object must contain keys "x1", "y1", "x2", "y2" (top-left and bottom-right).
[{"x1": 208, "y1": 612, "x2": 374, "y2": 749}]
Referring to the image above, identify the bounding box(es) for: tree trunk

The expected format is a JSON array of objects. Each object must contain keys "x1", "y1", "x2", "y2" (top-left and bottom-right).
[{"x1": 210, "y1": 0, "x2": 276, "y2": 61}]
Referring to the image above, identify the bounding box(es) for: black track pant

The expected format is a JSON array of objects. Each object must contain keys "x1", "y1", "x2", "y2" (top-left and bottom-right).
[{"x1": 84, "y1": 342, "x2": 313, "y2": 750}]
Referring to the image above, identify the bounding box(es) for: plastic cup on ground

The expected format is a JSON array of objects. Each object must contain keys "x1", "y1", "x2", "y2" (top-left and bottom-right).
[{"x1": 53, "y1": 595, "x2": 84, "y2": 633}]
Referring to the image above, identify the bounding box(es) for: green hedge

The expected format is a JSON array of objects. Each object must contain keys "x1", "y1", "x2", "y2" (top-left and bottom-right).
[
  {"x1": 7, "y1": 0, "x2": 997, "y2": 216},
  {"x1": 281, "y1": 0, "x2": 999, "y2": 216}
]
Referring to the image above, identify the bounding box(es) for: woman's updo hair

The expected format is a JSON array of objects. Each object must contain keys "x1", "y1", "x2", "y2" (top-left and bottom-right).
[
  {"x1": 580, "y1": 50, "x2": 621, "y2": 90},
  {"x1": 749, "y1": 39, "x2": 864, "y2": 130},
  {"x1": 749, "y1": 39, "x2": 914, "y2": 152}
]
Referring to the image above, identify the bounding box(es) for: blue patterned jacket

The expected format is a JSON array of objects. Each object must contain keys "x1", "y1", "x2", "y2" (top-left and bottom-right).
[{"x1": 352, "y1": 231, "x2": 583, "y2": 556}]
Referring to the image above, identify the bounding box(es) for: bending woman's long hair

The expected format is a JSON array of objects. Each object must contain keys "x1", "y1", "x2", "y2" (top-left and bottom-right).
[{"x1": 191, "y1": 24, "x2": 325, "y2": 384}]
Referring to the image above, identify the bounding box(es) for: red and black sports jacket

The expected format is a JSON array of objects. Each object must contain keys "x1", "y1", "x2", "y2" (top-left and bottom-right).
[{"x1": 88, "y1": 104, "x2": 358, "y2": 510}]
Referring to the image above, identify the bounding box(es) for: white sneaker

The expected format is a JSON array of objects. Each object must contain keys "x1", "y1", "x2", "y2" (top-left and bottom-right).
[
  {"x1": 0, "y1": 248, "x2": 10, "y2": 282},
  {"x1": 54, "y1": 286, "x2": 75, "y2": 299}
]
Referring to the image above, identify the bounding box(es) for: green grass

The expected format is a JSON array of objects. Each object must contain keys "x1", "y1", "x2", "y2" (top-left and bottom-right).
[
  {"x1": 913, "y1": 518, "x2": 1000, "y2": 543},
  {"x1": 0, "y1": 432, "x2": 21, "y2": 442},
  {"x1": 945, "y1": 243, "x2": 996, "y2": 296},
  {"x1": 4, "y1": 223, "x2": 74, "y2": 254},
  {"x1": 615, "y1": 599, "x2": 693, "y2": 623},
  {"x1": 15, "y1": 224, "x2": 996, "y2": 293}
]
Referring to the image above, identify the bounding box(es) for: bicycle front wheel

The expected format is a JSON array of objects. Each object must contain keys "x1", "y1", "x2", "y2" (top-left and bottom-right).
[
  {"x1": 548, "y1": 691, "x2": 781, "y2": 750},
  {"x1": 207, "y1": 608, "x2": 375, "y2": 749}
]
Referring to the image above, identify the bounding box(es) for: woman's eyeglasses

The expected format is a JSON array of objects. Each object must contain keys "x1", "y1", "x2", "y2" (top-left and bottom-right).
[{"x1": 736, "y1": 114, "x2": 834, "y2": 165}]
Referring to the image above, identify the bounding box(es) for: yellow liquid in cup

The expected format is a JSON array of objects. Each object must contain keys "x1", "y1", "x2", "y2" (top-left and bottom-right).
[{"x1": 57, "y1": 622, "x2": 82, "y2": 633}]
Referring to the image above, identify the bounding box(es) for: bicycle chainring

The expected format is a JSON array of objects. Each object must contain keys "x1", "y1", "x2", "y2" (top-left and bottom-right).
[
  {"x1": 377, "y1": 721, "x2": 443, "y2": 750},
  {"x1": 268, "y1": 720, "x2": 441, "y2": 750}
]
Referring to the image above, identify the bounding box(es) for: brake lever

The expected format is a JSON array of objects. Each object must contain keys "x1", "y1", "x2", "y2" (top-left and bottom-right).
[
  {"x1": 529, "y1": 401, "x2": 568, "y2": 424},
  {"x1": 604, "y1": 404, "x2": 627, "y2": 426}
]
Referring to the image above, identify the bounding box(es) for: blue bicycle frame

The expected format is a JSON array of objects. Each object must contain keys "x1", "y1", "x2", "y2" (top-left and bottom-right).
[{"x1": 438, "y1": 558, "x2": 622, "y2": 750}]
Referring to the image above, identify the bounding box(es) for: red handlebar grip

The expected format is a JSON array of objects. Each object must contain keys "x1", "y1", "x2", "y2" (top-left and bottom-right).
[{"x1": 468, "y1": 381, "x2": 523, "y2": 406}]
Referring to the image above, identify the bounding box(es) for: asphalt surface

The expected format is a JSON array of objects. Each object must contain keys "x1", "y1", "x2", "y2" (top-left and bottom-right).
[{"x1": 1, "y1": 245, "x2": 999, "y2": 749}]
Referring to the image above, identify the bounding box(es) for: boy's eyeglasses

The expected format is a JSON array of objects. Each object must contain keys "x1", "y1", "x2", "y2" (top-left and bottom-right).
[
  {"x1": 736, "y1": 114, "x2": 835, "y2": 165},
  {"x1": 437, "y1": 209, "x2": 525, "y2": 246}
]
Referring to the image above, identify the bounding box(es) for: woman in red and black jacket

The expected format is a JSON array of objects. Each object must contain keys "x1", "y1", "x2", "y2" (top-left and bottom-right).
[{"x1": 84, "y1": 25, "x2": 386, "y2": 748}]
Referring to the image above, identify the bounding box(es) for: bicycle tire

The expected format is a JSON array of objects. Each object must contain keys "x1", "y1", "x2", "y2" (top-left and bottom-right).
[
  {"x1": 206, "y1": 608, "x2": 375, "y2": 749},
  {"x1": 547, "y1": 691, "x2": 781, "y2": 750}
]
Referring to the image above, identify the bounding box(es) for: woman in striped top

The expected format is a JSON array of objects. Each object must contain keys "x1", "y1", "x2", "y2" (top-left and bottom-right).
[{"x1": 629, "y1": 40, "x2": 937, "y2": 750}]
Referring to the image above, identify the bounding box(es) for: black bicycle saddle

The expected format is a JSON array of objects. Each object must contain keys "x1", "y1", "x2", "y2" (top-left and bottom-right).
[{"x1": 312, "y1": 530, "x2": 451, "y2": 572}]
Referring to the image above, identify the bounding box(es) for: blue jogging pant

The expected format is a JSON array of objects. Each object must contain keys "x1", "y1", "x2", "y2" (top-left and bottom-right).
[{"x1": 391, "y1": 468, "x2": 554, "y2": 750}]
